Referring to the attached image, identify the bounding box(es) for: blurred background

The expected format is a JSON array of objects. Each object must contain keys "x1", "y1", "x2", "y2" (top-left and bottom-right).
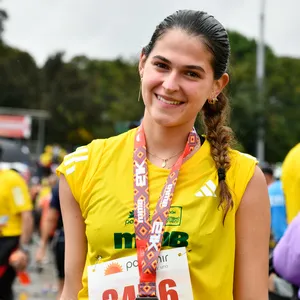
[
  {"x1": 0, "y1": 0, "x2": 299, "y2": 166},
  {"x1": 0, "y1": 0, "x2": 299, "y2": 298}
]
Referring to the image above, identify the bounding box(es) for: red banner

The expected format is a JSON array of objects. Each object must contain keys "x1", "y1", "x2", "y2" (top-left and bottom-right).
[{"x1": 0, "y1": 115, "x2": 32, "y2": 139}]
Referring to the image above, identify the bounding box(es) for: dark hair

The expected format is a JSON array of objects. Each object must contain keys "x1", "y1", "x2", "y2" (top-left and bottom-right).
[
  {"x1": 261, "y1": 165, "x2": 274, "y2": 177},
  {"x1": 143, "y1": 10, "x2": 234, "y2": 223}
]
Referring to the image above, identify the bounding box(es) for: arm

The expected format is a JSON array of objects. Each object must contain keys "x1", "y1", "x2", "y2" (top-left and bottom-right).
[
  {"x1": 19, "y1": 210, "x2": 34, "y2": 245},
  {"x1": 36, "y1": 185, "x2": 60, "y2": 261},
  {"x1": 59, "y1": 175, "x2": 87, "y2": 300},
  {"x1": 40, "y1": 208, "x2": 59, "y2": 247},
  {"x1": 36, "y1": 208, "x2": 59, "y2": 262},
  {"x1": 233, "y1": 166, "x2": 270, "y2": 300},
  {"x1": 8, "y1": 173, "x2": 34, "y2": 270},
  {"x1": 10, "y1": 211, "x2": 34, "y2": 271}
]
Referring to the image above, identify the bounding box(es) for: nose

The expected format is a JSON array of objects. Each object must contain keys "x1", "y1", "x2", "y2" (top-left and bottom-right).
[{"x1": 162, "y1": 72, "x2": 179, "y2": 93}]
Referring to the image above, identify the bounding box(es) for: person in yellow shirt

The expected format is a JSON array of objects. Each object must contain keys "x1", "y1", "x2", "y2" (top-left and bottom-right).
[
  {"x1": 57, "y1": 10, "x2": 270, "y2": 300},
  {"x1": 281, "y1": 143, "x2": 300, "y2": 224},
  {"x1": 0, "y1": 147, "x2": 33, "y2": 300}
]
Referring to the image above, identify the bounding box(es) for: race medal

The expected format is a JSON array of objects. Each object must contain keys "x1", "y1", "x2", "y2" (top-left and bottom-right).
[{"x1": 133, "y1": 125, "x2": 198, "y2": 297}]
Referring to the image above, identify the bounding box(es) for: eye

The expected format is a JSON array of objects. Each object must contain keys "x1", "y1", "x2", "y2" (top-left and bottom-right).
[
  {"x1": 154, "y1": 62, "x2": 169, "y2": 70},
  {"x1": 186, "y1": 71, "x2": 200, "y2": 78}
]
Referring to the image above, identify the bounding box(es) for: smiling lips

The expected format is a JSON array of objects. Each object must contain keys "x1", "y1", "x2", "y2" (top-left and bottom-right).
[{"x1": 156, "y1": 94, "x2": 184, "y2": 106}]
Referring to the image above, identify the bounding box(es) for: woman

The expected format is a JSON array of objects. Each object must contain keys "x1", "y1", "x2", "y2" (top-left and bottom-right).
[{"x1": 57, "y1": 10, "x2": 270, "y2": 300}]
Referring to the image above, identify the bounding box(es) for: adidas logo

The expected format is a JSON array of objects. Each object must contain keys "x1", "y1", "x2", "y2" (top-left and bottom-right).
[{"x1": 195, "y1": 180, "x2": 217, "y2": 197}]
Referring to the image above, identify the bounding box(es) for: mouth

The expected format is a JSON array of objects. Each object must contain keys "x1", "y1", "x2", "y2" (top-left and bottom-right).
[{"x1": 155, "y1": 94, "x2": 184, "y2": 106}]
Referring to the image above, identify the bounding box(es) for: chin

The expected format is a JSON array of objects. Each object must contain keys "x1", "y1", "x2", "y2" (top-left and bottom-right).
[
  {"x1": 151, "y1": 115, "x2": 184, "y2": 128},
  {"x1": 144, "y1": 106, "x2": 193, "y2": 129}
]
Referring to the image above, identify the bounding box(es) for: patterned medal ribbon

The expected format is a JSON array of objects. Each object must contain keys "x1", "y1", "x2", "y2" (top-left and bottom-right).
[{"x1": 133, "y1": 124, "x2": 198, "y2": 297}]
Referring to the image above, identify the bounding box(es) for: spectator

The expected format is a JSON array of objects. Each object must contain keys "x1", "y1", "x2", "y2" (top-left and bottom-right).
[
  {"x1": 262, "y1": 164, "x2": 287, "y2": 243},
  {"x1": 0, "y1": 146, "x2": 33, "y2": 300}
]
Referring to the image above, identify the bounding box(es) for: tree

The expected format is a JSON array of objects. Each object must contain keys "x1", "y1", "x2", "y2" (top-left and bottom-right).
[
  {"x1": 41, "y1": 53, "x2": 93, "y2": 145},
  {"x1": 0, "y1": 1, "x2": 7, "y2": 41},
  {"x1": 0, "y1": 43, "x2": 40, "y2": 109},
  {"x1": 0, "y1": 25, "x2": 299, "y2": 161},
  {"x1": 264, "y1": 56, "x2": 300, "y2": 162}
]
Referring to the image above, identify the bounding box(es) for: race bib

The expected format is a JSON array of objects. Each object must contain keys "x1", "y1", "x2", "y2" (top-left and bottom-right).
[{"x1": 88, "y1": 247, "x2": 193, "y2": 300}]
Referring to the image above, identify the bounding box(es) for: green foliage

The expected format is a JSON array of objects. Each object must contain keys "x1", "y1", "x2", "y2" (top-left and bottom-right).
[
  {"x1": 227, "y1": 31, "x2": 300, "y2": 162},
  {"x1": 0, "y1": 6, "x2": 8, "y2": 40},
  {"x1": 0, "y1": 26, "x2": 299, "y2": 161},
  {"x1": 0, "y1": 43, "x2": 40, "y2": 108}
]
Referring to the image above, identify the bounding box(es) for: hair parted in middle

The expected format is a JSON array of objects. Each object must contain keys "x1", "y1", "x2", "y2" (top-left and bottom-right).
[{"x1": 143, "y1": 10, "x2": 235, "y2": 223}]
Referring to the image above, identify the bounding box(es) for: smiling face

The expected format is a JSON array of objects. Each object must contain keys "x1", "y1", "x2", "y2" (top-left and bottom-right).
[{"x1": 139, "y1": 29, "x2": 229, "y2": 128}]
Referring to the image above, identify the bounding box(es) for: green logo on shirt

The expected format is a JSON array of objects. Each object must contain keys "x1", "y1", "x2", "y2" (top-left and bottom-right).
[
  {"x1": 118, "y1": 206, "x2": 185, "y2": 249},
  {"x1": 167, "y1": 206, "x2": 182, "y2": 226},
  {"x1": 114, "y1": 231, "x2": 189, "y2": 250},
  {"x1": 124, "y1": 206, "x2": 182, "y2": 226}
]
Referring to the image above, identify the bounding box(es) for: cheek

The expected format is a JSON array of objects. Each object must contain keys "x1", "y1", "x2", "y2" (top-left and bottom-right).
[
  {"x1": 142, "y1": 64, "x2": 164, "y2": 90},
  {"x1": 185, "y1": 84, "x2": 206, "y2": 100},
  {"x1": 185, "y1": 85, "x2": 210, "y2": 110},
  {"x1": 190, "y1": 81, "x2": 213, "y2": 100},
  {"x1": 142, "y1": 76, "x2": 161, "y2": 95},
  {"x1": 141, "y1": 80, "x2": 153, "y2": 104}
]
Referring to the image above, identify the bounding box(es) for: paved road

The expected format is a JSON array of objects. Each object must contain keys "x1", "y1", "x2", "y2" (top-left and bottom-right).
[{"x1": 13, "y1": 242, "x2": 58, "y2": 300}]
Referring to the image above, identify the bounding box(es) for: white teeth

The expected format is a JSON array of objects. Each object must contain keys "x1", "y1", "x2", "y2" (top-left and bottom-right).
[{"x1": 157, "y1": 95, "x2": 182, "y2": 105}]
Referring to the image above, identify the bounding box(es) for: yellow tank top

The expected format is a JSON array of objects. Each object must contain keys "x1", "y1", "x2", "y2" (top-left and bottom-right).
[
  {"x1": 57, "y1": 129, "x2": 257, "y2": 300},
  {"x1": 0, "y1": 169, "x2": 32, "y2": 237}
]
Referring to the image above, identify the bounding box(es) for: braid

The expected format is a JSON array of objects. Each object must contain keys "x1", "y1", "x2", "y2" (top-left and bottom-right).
[{"x1": 201, "y1": 92, "x2": 235, "y2": 224}]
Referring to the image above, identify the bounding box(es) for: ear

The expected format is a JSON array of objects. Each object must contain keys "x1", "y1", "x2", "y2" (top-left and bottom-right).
[
  {"x1": 212, "y1": 73, "x2": 230, "y2": 97},
  {"x1": 139, "y1": 52, "x2": 147, "y2": 78}
]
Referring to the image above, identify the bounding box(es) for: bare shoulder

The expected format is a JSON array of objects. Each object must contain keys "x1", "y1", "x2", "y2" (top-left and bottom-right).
[
  {"x1": 238, "y1": 165, "x2": 269, "y2": 210},
  {"x1": 59, "y1": 174, "x2": 73, "y2": 197},
  {"x1": 236, "y1": 165, "x2": 270, "y2": 229}
]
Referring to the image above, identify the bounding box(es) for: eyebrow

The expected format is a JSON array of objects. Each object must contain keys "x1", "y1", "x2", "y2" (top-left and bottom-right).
[{"x1": 153, "y1": 55, "x2": 206, "y2": 74}]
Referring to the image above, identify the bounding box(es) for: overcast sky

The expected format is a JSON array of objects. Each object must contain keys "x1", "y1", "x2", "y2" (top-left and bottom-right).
[{"x1": 2, "y1": 0, "x2": 300, "y2": 66}]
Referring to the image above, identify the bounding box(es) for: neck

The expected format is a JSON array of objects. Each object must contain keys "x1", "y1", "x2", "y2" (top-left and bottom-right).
[{"x1": 142, "y1": 113, "x2": 195, "y2": 158}]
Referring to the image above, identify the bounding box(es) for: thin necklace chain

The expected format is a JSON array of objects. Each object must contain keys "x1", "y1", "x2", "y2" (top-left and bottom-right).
[
  {"x1": 146, "y1": 136, "x2": 201, "y2": 168},
  {"x1": 146, "y1": 149, "x2": 184, "y2": 168}
]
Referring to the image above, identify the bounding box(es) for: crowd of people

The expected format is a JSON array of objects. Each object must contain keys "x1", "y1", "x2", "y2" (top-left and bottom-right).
[
  {"x1": 0, "y1": 144, "x2": 66, "y2": 300},
  {"x1": 0, "y1": 8, "x2": 299, "y2": 300}
]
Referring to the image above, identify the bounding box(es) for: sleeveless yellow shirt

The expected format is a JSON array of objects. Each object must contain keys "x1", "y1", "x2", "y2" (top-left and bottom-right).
[
  {"x1": 0, "y1": 169, "x2": 32, "y2": 237},
  {"x1": 57, "y1": 129, "x2": 257, "y2": 300}
]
